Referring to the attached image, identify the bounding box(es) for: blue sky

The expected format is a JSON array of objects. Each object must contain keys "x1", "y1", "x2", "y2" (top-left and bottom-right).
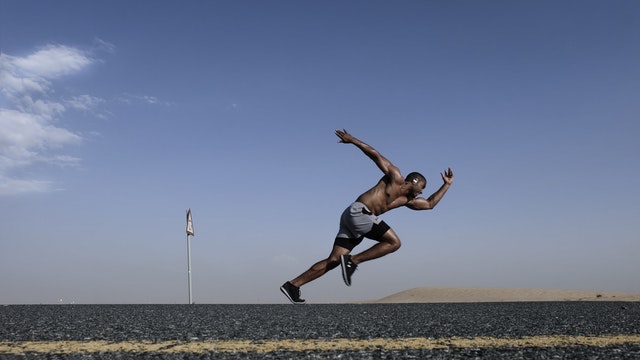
[{"x1": 1, "y1": 1, "x2": 638, "y2": 304}]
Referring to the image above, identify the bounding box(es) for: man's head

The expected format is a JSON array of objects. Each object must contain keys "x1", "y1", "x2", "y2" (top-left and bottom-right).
[{"x1": 405, "y1": 172, "x2": 426, "y2": 198}]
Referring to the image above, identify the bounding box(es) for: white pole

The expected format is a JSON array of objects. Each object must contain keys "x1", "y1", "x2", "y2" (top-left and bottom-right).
[{"x1": 187, "y1": 233, "x2": 193, "y2": 304}]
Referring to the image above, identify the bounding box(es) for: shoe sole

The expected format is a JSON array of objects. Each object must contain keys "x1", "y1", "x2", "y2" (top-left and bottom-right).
[
  {"x1": 280, "y1": 286, "x2": 305, "y2": 304},
  {"x1": 340, "y1": 255, "x2": 352, "y2": 287}
]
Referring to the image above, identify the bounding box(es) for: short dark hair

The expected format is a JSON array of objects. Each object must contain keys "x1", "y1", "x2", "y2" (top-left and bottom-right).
[{"x1": 405, "y1": 172, "x2": 426, "y2": 184}]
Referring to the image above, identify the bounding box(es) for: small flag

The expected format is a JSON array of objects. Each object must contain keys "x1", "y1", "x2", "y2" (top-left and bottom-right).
[{"x1": 186, "y1": 208, "x2": 194, "y2": 236}]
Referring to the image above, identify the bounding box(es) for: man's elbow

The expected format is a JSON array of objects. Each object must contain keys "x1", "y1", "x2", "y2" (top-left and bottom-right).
[
  {"x1": 413, "y1": 202, "x2": 434, "y2": 211},
  {"x1": 422, "y1": 199, "x2": 437, "y2": 210}
]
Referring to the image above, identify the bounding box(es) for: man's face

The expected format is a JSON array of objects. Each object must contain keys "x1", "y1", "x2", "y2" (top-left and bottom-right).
[{"x1": 410, "y1": 180, "x2": 426, "y2": 198}]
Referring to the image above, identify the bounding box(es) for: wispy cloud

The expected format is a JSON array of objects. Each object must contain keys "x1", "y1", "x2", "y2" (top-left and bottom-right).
[
  {"x1": 66, "y1": 95, "x2": 105, "y2": 111},
  {"x1": 0, "y1": 44, "x2": 100, "y2": 195},
  {"x1": 93, "y1": 38, "x2": 116, "y2": 54},
  {"x1": 117, "y1": 93, "x2": 170, "y2": 106}
]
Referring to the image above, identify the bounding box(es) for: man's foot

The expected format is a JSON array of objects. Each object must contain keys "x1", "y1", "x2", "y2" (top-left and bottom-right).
[
  {"x1": 340, "y1": 254, "x2": 357, "y2": 286},
  {"x1": 280, "y1": 282, "x2": 306, "y2": 304}
]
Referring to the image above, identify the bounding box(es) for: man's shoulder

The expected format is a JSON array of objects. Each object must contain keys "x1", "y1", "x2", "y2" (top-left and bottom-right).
[{"x1": 380, "y1": 171, "x2": 404, "y2": 184}]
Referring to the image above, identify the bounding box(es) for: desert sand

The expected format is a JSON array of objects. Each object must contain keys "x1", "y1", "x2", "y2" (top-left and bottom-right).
[{"x1": 371, "y1": 287, "x2": 640, "y2": 303}]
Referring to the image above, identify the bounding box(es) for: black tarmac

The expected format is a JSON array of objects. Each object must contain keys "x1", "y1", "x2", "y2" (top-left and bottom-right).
[{"x1": 1, "y1": 302, "x2": 640, "y2": 359}]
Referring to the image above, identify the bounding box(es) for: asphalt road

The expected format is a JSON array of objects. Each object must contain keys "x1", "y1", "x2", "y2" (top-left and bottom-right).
[{"x1": 1, "y1": 302, "x2": 639, "y2": 359}]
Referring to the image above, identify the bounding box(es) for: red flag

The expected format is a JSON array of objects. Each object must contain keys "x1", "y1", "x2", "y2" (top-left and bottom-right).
[{"x1": 186, "y1": 208, "x2": 194, "y2": 236}]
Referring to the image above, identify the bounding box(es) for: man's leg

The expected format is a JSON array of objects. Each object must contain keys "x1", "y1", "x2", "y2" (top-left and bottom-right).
[
  {"x1": 339, "y1": 229, "x2": 401, "y2": 286},
  {"x1": 289, "y1": 245, "x2": 351, "y2": 288},
  {"x1": 350, "y1": 228, "x2": 401, "y2": 265}
]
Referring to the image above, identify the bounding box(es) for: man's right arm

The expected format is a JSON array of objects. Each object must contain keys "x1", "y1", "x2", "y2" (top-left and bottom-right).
[
  {"x1": 405, "y1": 168, "x2": 454, "y2": 210},
  {"x1": 335, "y1": 129, "x2": 401, "y2": 179}
]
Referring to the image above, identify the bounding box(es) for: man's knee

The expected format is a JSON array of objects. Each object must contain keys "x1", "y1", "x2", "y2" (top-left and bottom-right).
[
  {"x1": 388, "y1": 239, "x2": 401, "y2": 252},
  {"x1": 326, "y1": 258, "x2": 340, "y2": 270},
  {"x1": 382, "y1": 230, "x2": 401, "y2": 252},
  {"x1": 327, "y1": 246, "x2": 349, "y2": 268}
]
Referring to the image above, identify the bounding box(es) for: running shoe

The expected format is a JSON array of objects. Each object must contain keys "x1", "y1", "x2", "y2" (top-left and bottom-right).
[
  {"x1": 280, "y1": 281, "x2": 306, "y2": 304},
  {"x1": 340, "y1": 254, "x2": 357, "y2": 286}
]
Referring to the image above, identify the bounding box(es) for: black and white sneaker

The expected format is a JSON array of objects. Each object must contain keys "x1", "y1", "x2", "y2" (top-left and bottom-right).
[
  {"x1": 340, "y1": 254, "x2": 357, "y2": 286},
  {"x1": 280, "y1": 281, "x2": 306, "y2": 304}
]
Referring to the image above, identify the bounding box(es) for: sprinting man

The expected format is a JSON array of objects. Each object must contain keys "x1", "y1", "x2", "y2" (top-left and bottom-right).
[{"x1": 280, "y1": 129, "x2": 454, "y2": 304}]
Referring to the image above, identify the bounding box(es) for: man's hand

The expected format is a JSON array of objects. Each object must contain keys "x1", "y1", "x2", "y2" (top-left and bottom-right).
[
  {"x1": 335, "y1": 129, "x2": 354, "y2": 144},
  {"x1": 334, "y1": 128, "x2": 400, "y2": 180},
  {"x1": 441, "y1": 167, "x2": 454, "y2": 185}
]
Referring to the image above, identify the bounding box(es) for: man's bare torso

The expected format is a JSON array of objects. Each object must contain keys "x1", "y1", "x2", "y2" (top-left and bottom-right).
[{"x1": 355, "y1": 175, "x2": 412, "y2": 215}]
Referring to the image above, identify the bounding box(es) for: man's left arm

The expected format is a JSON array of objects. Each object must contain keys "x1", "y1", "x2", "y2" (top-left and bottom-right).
[{"x1": 406, "y1": 168, "x2": 454, "y2": 210}]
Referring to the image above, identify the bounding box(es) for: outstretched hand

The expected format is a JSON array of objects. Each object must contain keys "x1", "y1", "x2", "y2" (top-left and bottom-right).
[
  {"x1": 441, "y1": 167, "x2": 454, "y2": 185},
  {"x1": 335, "y1": 129, "x2": 354, "y2": 144}
]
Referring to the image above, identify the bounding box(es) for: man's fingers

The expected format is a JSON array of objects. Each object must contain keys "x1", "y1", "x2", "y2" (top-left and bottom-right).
[
  {"x1": 441, "y1": 168, "x2": 453, "y2": 182},
  {"x1": 335, "y1": 129, "x2": 350, "y2": 143}
]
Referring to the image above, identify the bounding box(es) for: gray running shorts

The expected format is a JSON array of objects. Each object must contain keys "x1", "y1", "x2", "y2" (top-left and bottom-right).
[{"x1": 334, "y1": 202, "x2": 390, "y2": 250}]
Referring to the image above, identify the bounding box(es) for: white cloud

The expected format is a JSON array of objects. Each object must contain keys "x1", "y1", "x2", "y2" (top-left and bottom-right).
[
  {"x1": 0, "y1": 44, "x2": 99, "y2": 195},
  {"x1": 18, "y1": 96, "x2": 66, "y2": 119},
  {"x1": 12, "y1": 44, "x2": 93, "y2": 78},
  {"x1": 117, "y1": 93, "x2": 170, "y2": 106},
  {"x1": 0, "y1": 56, "x2": 47, "y2": 95},
  {"x1": 66, "y1": 95, "x2": 104, "y2": 111},
  {"x1": 142, "y1": 95, "x2": 158, "y2": 104},
  {"x1": 93, "y1": 38, "x2": 116, "y2": 54}
]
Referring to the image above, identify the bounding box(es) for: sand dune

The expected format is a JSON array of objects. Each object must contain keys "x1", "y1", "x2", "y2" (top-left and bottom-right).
[{"x1": 371, "y1": 287, "x2": 640, "y2": 303}]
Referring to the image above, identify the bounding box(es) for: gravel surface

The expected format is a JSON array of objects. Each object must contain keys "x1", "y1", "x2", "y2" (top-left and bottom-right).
[{"x1": 1, "y1": 302, "x2": 639, "y2": 359}]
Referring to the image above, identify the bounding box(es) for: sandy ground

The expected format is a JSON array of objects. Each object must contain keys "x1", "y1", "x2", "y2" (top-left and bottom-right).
[{"x1": 371, "y1": 287, "x2": 640, "y2": 303}]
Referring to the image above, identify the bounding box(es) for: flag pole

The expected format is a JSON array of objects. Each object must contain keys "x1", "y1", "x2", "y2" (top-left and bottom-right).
[
  {"x1": 187, "y1": 232, "x2": 193, "y2": 304},
  {"x1": 186, "y1": 209, "x2": 194, "y2": 304}
]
